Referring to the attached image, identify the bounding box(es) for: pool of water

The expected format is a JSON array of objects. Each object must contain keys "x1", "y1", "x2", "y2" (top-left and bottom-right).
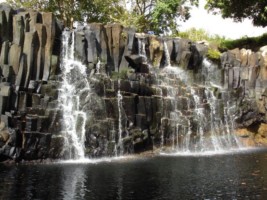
[{"x1": 1, "y1": 148, "x2": 267, "y2": 199}]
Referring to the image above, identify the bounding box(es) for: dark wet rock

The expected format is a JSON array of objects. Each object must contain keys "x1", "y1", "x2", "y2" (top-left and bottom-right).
[
  {"x1": 0, "y1": 4, "x2": 267, "y2": 162},
  {"x1": 125, "y1": 54, "x2": 147, "y2": 72}
]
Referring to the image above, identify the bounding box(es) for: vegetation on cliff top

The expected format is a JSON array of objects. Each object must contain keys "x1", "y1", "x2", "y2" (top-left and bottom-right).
[
  {"x1": 6, "y1": 0, "x2": 198, "y2": 34},
  {"x1": 7, "y1": 0, "x2": 267, "y2": 51}
]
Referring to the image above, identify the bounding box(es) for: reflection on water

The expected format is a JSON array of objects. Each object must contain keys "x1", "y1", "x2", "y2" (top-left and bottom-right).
[
  {"x1": 62, "y1": 166, "x2": 87, "y2": 199},
  {"x1": 0, "y1": 149, "x2": 267, "y2": 199}
]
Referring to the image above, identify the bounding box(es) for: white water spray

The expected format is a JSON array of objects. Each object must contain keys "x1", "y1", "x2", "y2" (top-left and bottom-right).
[
  {"x1": 59, "y1": 30, "x2": 89, "y2": 159},
  {"x1": 158, "y1": 47, "x2": 243, "y2": 154},
  {"x1": 163, "y1": 41, "x2": 171, "y2": 67},
  {"x1": 117, "y1": 80, "x2": 124, "y2": 156}
]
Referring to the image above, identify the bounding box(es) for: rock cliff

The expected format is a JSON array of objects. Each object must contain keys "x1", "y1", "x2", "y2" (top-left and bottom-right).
[{"x1": 0, "y1": 4, "x2": 266, "y2": 162}]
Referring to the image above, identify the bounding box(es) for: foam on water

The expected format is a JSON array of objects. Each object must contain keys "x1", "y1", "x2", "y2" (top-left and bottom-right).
[
  {"x1": 58, "y1": 155, "x2": 138, "y2": 164},
  {"x1": 160, "y1": 146, "x2": 263, "y2": 157}
]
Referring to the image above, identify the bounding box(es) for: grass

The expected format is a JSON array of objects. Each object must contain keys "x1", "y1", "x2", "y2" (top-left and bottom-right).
[{"x1": 111, "y1": 68, "x2": 129, "y2": 80}]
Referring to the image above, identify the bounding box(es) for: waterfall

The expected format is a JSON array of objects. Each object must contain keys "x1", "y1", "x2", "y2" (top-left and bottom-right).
[
  {"x1": 59, "y1": 30, "x2": 89, "y2": 159},
  {"x1": 117, "y1": 79, "x2": 124, "y2": 156},
  {"x1": 163, "y1": 41, "x2": 171, "y2": 67},
  {"x1": 138, "y1": 38, "x2": 146, "y2": 56},
  {"x1": 158, "y1": 47, "x2": 242, "y2": 154}
]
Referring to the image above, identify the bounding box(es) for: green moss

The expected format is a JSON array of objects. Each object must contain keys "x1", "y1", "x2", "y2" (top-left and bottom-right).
[
  {"x1": 121, "y1": 32, "x2": 127, "y2": 41},
  {"x1": 111, "y1": 68, "x2": 129, "y2": 80},
  {"x1": 206, "y1": 48, "x2": 221, "y2": 62}
]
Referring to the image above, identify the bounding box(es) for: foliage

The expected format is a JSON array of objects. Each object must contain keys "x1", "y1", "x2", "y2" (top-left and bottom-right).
[
  {"x1": 111, "y1": 68, "x2": 130, "y2": 80},
  {"x1": 220, "y1": 34, "x2": 267, "y2": 51},
  {"x1": 7, "y1": 0, "x2": 198, "y2": 34},
  {"x1": 205, "y1": 0, "x2": 267, "y2": 27},
  {"x1": 6, "y1": 0, "x2": 123, "y2": 27},
  {"x1": 117, "y1": 0, "x2": 198, "y2": 34},
  {"x1": 176, "y1": 28, "x2": 227, "y2": 47},
  {"x1": 206, "y1": 48, "x2": 221, "y2": 62},
  {"x1": 178, "y1": 28, "x2": 267, "y2": 53}
]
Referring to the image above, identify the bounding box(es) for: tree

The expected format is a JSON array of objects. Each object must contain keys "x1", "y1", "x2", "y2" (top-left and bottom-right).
[
  {"x1": 6, "y1": 0, "x2": 125, "y2": 27},
  {"x1": 6, "y1": 0, "x2": 198, "y2": 33},
  {"x1": 205, "y1": 0, "x2": 267, "y2": 27},
  {"x1": 111, "y1": 0, "x2": 198, "y2": 34}
]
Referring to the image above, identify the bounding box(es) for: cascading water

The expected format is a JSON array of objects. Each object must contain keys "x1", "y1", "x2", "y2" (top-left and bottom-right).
[
  {"x1": 138, "y1": 37, "x2": 146, "y2": 56},
  {"x1": 158, "y1": 49, "x2": 243, "y2": 154},
  {"x1": 163, "y1": 41, "x2": 171, "y2": 67},
  {"x1": 116, "y1": 79, "x2": 124, "y2": 156},
  {"x1": 59, "y1": 30, "x2": 89, "y2": 159}
]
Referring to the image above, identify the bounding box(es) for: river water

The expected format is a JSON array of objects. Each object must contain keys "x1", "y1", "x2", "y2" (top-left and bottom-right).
[{"x1": 0, "y1": 148, "x2": 267, "y2": 200}]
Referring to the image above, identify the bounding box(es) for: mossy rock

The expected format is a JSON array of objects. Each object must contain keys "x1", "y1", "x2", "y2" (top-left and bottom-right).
[{"x1": 206, "y1": 48, "x2": 221, "y2": 62}]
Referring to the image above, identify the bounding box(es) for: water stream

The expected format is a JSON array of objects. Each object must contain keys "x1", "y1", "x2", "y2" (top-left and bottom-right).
[
  {"x1": 158, "y1": 54, "x2": 243, "y2": 154},
  {"x1": 117, "y1": 79, "x2": 124, "y2": 156},
  {"x1": 58, "y1": 30, "x2": 244, "y2": 159},
  {"x1": 58, "y1": 30, "x2": 88, "y2": 159}
]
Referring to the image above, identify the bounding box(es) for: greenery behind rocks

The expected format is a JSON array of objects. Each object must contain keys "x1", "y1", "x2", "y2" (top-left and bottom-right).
[
  {"x1": 176, "y1": 28, "x2": 224, "y2": 61},
  {"x1": 177, "y1": 28, "x2": 267, "y2": 61},
  {"x1": 220, "y1": 34, "x2": 267, "y2": 52}
]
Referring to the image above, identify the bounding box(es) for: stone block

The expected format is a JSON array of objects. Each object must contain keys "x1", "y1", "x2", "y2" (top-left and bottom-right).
[
  {"x1": 105, "y1": 24, "x2": 114, "y2": 70},
  {"x1": 18, "y1": 91, "x2": 29, "y2": 111},
  {"x1": 37, "y1": 116, "x2": 49, "y2": 132},
  {"x1": 0, "y1": 41, "x2": 9, "y2": 65},
  {"x1": 137, "y1": 96, "x2": 146, "y2": 115},
  {"x1": 84, "y1": 28, "x2": 98, "y2": 63},
  {"x1": 0, "y1": 10, "x2": 7, "y2": 41},
  {"x1": 9, "y1": 44, "x2": 22, "y2": 74},
  {"x1": 233, "y1": 66, "x2": 240, "y2": 88},
  {"x1": 74, "y1": 31, "x2": 86, "y2": 63},
  {"x1": 32, "y1": 93, "x2": 42, "y2": 107},
  {"x1": 240, "y1": 48, "x2": 249, "y2": 66},
  {"x1": 89, "y1": 23, "x2": 108, "y2": 64},
  {"x1": 1, "y1": 65, "x2": 14, "y2": 82},
  {"x1": 240, "y1": 66, "x2": 249, "y2": 80},
  {"x1": 25, "y1": 115, "x2": 38, "y2": 131},
  {"x1": 29, "y1": 11, "x2": 42, "y2": 32},
  {"x1": 0, "y1": 4, "x2": 14, "y2": 41},
  {"x1": 42, "y1": 12, "x2": 55, "y2": 81},
  {"x1": 180, "y1": 51, "x2": 191, "y2": 69},
  {"x1": 122, "y1": 95, "x2": 136, "y2": 124},
  {"x1": 0, "y1": 96, "x2": 8, "y2": 114},
  {"x1": 175, "y1": 39, "x2": 191, "y2": 65},
  {"x1": 119, "y1": 27, "x2": 136, "y2": 70},
  {"x1": 35, "y1": 24, "x2": 46, "y2": 80},
  {"x1": 248, "y1": 52, "x2": 259, "y2": 67},
  {"x1": 136, "y1": 114, "x2": 147, "y2": 130},
  {"x1": 0, "y1": 85, "x2": 10, "y2": 96},
  {"x1": 12, "y1": 14, "x2": 25, "y2": 45},
  {"x1": 15, "y1": 53, "x2": 27, "y2": 87},
  {"x1": 18, "y1": 12, "x2": 30, "y2": 32},
  {"x1": 248, "y1": 66, "x2": 259, "y2": 89},
  {"x1": 23, "y1": 32, "x2": 38, "y2": 88}
]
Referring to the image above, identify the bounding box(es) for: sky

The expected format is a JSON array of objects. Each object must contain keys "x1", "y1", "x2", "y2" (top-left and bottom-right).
[
  {"x1": 179, "y1": 0, "x2": 267, "y2": 39},
  {"x1": 0, "y1": 0, "x2": 266, "y2": 39}
]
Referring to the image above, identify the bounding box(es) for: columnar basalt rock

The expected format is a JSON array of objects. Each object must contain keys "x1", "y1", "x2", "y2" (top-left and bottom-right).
[
  {"x1": 0, "y1": 4, "x2": 266, "y2": 162},
  {"x1": 0, "y1": 4, "x2": 61, "y2": 161},
  {"x1": 221, "y1": 47, "x2": 267, "y2": 145}
]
